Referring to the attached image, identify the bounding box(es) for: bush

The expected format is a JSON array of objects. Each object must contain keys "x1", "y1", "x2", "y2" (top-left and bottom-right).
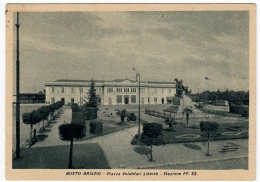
[
  {"x1": 71, "y1": 103, "x2": 79, "y2": 112},
  {"x1": 58, "y1": 123, "x2": 84, "y2": 141},
  {"x1": 143, "y1": 122, "x2": 163, "y2": 137},
  {"x1": 82, "y1": 107, "x2": 98, "y2": 120},
  {"x1": 200, "y1": 121, "x2": 219, "y2": 133},
  {"x1": 128, "y1": 113, "x2": 137, "y2": 121},
  {"x1": 141, "y1": 133, "x2": 165, "y2": 146},
  {"x1": 90, "y1": 120, "x2": 103, "y2": 134},
  {"x1": 165, "y1": 117, "x2": 170, "y2": 123},
  {"x1": 22, "y1": 113, "x2": 31, "y2": 125}
]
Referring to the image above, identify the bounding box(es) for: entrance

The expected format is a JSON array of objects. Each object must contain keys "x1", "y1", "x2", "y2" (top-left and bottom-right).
[
  {"x1": 61, "y1": 98, "x2": 65, "y2": 103},
  {"x1": 124, "y1": 95, "x2": 129, "y2": 104},
  {"x1": 125, "y1": 97, "x2": 129, "y2": 104},
  {"x1": 71, "y1": 98, "x2": 74, "y2": 103},
  {"x1": 141, "y1": 98, "x2": 144, "y2": 104},
  {"x1": 162, "y1": 98, "x2": 164, "y2": 104}
]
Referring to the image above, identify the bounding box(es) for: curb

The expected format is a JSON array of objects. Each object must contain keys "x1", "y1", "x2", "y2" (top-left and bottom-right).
[{"x1": 136, "y1": 155, "x2": 248, "y2": 169}]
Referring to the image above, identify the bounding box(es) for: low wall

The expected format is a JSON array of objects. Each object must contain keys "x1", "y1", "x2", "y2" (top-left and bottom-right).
[{"x1": 204, "y1": 105, "x2": 230, "y2": 112}]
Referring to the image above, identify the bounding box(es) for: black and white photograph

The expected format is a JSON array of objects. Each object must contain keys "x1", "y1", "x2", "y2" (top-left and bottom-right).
[{"x1": 6, "y1": 4, "x2": 256, "y2": 181}]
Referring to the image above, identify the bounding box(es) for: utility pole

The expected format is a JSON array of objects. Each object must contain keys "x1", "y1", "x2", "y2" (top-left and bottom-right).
[
  {"x1": 15, "y1": 12, "x2": 21, "y2": 159},
  {"x1": 136, "y1": 73, "x2": 141, "y2": 140},
  {"x1": 198, "y1": 88, "x2": 200, "y2": 104}
]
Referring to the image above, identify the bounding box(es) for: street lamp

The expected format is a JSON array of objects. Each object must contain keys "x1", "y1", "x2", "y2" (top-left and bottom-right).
[
  {"x1": 15, "y1": 12, "x2": 21, "y2": 159},
  {"x1": 79, "y1": 88, "x2": 81, "y2": 107},
  {"x1": 136, "y1": 73, "x2": 141, "y2": 139}
]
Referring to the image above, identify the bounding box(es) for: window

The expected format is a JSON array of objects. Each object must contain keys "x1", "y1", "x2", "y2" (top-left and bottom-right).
[
  {"x1": 169, "y1": 89, "x2": 171, "y2": 93},
  {"x1": 124, "y1": 88, "x2": 129, "y2": 93},
  {"x1": 154, "y1": 97, "x2": 157, "y2": 104},
  {"x1": 117, "y1": 88, "x2": 122, "y2": 92},
  {"x1": 107, "y1": 88, "x2": 113, "y2": 93},
  {"x1": 71, "y1": 87, "x2": 74, "y2": 93},
  {"x1": 148, "y1": 97, "x2": 150, "y2": 104},
  {"x1": 131, "y1": 95, "x2": 136, "y2": 103},
  {"x1": 154, "y1": 88, "x2": 157, "y2": 93},
  {"x1": 141, "y1": 88, "x2": 145, "y2": 93},
  {"x1": 117, "y1": 95, "x2": 122, "y2": 103},
  {"x1": 131, "y1": 88, "x2": 136, "y2": 92},
  {"x1": 62, "y1": 87, "x2": 65, "y2": 93},
  {"x1": 52, "y1": 87, "x2": 54, "y2": 93}
]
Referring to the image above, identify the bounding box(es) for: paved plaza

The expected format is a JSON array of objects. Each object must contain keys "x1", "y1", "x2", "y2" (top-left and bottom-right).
[{"x1": 13, "y1": 107, "x2": 248, "y2": 169}]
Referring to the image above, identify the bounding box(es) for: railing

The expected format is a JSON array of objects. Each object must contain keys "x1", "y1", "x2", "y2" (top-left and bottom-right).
[{"x1": 144, "y1": 109, "x2": 219, "y2": 119}]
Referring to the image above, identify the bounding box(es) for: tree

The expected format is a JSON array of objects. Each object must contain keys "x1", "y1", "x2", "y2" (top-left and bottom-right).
[
  {"x1": 141, "y1": 123, "x2": 164, "y2": 161},
  {"x1": 120, "y1": 109, "x2": 127, "y2": 125},
  {"x1": 48, "y1": 104, "x2": 56, "y2": 119},
  {"x1": 200, "y1": 121, "x2": 219, "y2": 156},
  {"x1": 22, "y1": 112, "x2": 36, "y2": 142},
  {"x1": 84, "y1": 79, "x2": 101, "y2": 107},
  {"x1": 31, "y1": 110, "x2": 42, "y2": 131},
  {"x1": 38, "y1": 106, "x2": 49, "y2": 130},
  {"x1": 58, "y1": 123, "x2": 84, "y2": 169}
]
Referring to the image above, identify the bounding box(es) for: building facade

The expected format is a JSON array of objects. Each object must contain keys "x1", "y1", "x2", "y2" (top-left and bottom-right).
[
  {"x1": 45, "y1": 79, "x2": 176, "y2": 105},
  {"x1": 19, "y1": 93, "x2": 46, "y2": 104}
]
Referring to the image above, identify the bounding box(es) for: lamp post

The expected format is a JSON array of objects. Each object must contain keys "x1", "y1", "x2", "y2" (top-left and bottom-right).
[
  {"x1": 15, "y1": 12, "x2": 21, "y2": 159},
  {"x1": 136, "y1": 73, "x2": 141, "y2": 139},
  {"x1": 79, "y1": 88, "x2": 81, "y2": 107}
]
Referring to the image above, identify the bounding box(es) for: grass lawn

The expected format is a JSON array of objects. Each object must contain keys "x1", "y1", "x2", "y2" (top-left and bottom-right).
[
  {"x1": 162, "y1": 121, "x2": 248, "y2": 144},
  {"x1": 81, "y1": 118, "x2": 147, "y2": 140}
]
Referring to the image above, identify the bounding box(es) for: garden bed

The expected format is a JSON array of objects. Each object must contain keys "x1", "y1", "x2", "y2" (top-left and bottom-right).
[
  {"x1": 162, "y1": 122, "x2": 248, "y2": 144},
  {"x1": 78, "y1": 118, "x2": 148, "y2": 140}
]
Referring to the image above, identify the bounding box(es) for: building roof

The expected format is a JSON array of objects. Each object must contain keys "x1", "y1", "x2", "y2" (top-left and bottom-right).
[
  {"x1": 20, "y1": 93, "x2": 45, "y2": 95},
  {"x1": 45, "y1": 79, "x2": 176, "y2": 88}
]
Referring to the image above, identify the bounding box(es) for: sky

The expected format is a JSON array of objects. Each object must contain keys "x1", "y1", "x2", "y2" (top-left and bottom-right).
[{"x1": 12, "y1": 11, "x2": 249, "y2": 93}]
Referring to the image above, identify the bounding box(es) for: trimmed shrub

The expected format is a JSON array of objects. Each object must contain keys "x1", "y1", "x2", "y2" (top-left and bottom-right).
[
  {"x1": 59, "y1": 123, "x2": 84, "y2": 141},
  {"x1": 141, "y1": 133, "x2": 165, "y2": 146},
  {"x1": 71, "y1": 103, "x2": 79, "y2": 112},
  {"x1": 200, "y1": 121, "x2": 219, "y2": 133},
  {"x1": 31, "y1": 110, "x2": 42, "y2": 125},
  {"x1": 141, "y1": 122, "x2": 164, "y2": 161},
  {"x1": 22, "y1": 113, "x2": 31, "y2": 125},
  {"x1": 128, "y1": 113, "x2": 137, "y2": 121},
  {"x1": 90, "y1": 120, "x2": 103, "y2": 134},
  {"x1": 142, "y1": 122, "x2": 163, "y2": 139},
  {"x1": 58, "y1": 123, "x2": 85, "y2": 169}
]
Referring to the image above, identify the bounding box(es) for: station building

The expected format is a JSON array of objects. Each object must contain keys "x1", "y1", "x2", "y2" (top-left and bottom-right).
[{"x1": 45, "y1": 79, "x2": 176, "y2": 105}]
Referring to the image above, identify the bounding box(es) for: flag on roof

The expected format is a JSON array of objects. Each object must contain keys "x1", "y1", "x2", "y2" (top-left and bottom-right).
[{"x1": 205, "y1": 77, "x2": 209, "y2": 80}]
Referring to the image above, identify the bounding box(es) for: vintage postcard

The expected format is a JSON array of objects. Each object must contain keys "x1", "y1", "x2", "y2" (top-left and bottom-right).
[{"x1": 6, "y1": 4, "x2": 256, "y2": 181}]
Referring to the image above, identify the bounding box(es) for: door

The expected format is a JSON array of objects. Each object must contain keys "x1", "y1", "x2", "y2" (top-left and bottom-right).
[
  {"x1": 124, "y1": 97, "x2": 129, "y2": 104},
  {"x1": 162, "y1": 98, "x2": 164, "y2": 104},
  {"x1": 61, "y1": 98, "x2": 65, "y2": 103}
]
